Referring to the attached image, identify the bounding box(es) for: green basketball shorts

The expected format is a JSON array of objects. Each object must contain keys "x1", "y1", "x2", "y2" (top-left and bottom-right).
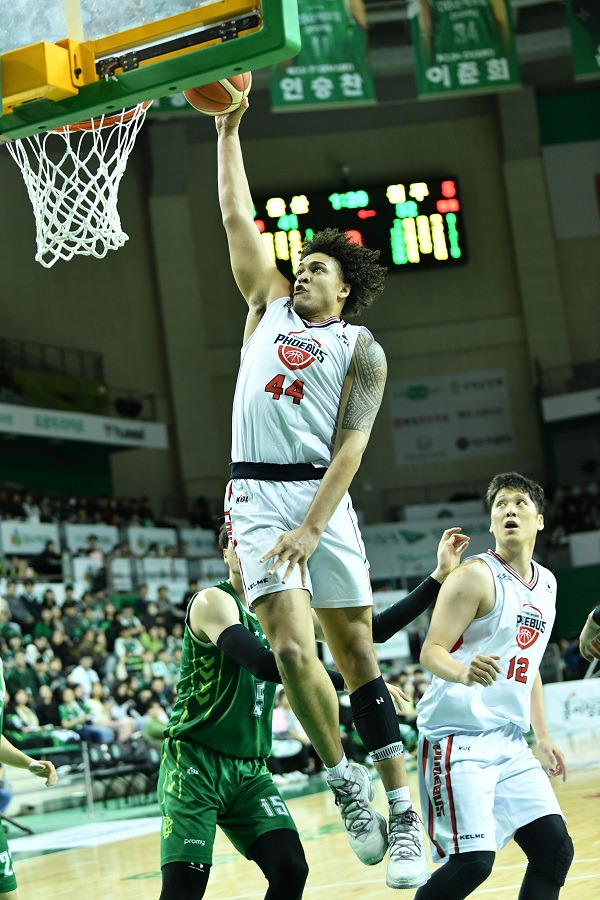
[{"x1": 158, "y1": 738, "x2": 297, "y2": 867}]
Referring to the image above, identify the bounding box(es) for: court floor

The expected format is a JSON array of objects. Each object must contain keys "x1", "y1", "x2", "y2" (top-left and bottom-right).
[{"x1": 10, "y1": 728, "x2": 600, "y2": 899}]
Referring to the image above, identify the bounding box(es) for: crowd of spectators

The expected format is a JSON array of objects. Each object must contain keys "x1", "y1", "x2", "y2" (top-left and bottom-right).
[
  {"x1": 0, "y1": 579, "x2": 190, "y2": 759},
  {"x1": 0, "y1": 486, "x2": 218, "y2": 533},
  {"x1": 543, "y1": 482, "x2": 600, "y2": 546}
]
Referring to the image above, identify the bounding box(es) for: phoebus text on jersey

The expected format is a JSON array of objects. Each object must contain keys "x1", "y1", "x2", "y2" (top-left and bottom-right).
[{"x1": 274, "y1": 331, "x2": 327, "y2": 369}]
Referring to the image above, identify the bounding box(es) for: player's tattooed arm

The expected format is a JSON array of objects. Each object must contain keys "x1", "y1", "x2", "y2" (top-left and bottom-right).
[{"x1": 342, "y1": 334, "x2": 387, "y2": 434}]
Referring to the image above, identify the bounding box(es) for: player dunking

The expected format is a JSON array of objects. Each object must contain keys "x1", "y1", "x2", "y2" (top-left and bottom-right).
[
  {"x1": 216, "y1": 98, "x2": 428, "y2": 888},
  {"x1": 157, "y1": 523, "x2": 469, "y2": 898},
  {"x1": 0, "y1": 658, "x2": 58, "y2": 899},
  {"x1": 416, "y1": 472, "x2": 574, "y2": 899}
]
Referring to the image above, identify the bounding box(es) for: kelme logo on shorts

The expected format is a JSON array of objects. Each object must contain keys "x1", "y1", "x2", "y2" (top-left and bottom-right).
[
  {"x1": 274, "y1": 331, "x2": 326, "y2": 370},
  {"x1": 162, "y1": 815, "x2": 173, "y2": 839}
]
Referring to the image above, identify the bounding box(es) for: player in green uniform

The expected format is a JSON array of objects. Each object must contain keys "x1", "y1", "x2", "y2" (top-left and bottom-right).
[
  {"x1": 158, "y1": 523, "x2": 469, "y2": 898},
  {"x1": 158, "y1": 525, "x2": 311, "y2": 900},
  {"x1": 0, "y1": 661, "x2": 58, "y2": 898}
]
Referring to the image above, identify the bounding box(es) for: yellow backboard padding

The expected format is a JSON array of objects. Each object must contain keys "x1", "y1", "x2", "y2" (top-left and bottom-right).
[
  {"x1": 57, "y1": 39, "x2": 98, "y2": 91},
  {"x1": 1, "y1": 42, "x2": 79, "y2": 112}
]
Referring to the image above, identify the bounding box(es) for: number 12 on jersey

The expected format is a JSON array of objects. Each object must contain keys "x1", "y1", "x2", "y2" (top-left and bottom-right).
[
  {"x1": 507, "y1": 655, "x2": 529, "y2": 683},
  {"x1": 265, "y1": 374, "x2": 305, "y2": 404}
]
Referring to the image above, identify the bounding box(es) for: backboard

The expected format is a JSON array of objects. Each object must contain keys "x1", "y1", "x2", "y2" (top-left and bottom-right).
[{"x1": 0, "y1": 0, "x2": 301, "y2": 140}]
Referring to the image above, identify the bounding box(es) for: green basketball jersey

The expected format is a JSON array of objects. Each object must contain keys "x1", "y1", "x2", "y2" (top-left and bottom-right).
[
  {"x1": 165, "y1": 581, "x2": 276, "y2": 759},
  {"x1": 296, "y1": 0, "x2": 369, "y2": 70},
  {"x1": 430, "y1": 0, "x2": 509, "y2": 64}
]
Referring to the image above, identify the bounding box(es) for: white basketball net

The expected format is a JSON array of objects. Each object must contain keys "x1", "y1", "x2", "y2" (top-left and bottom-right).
[{"x1": 6, "y1": 102, "x2": 150, "y2": 268}]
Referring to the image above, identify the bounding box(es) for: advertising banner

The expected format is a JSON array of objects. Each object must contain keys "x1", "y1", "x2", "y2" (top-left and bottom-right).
[
  {"x1": 179, "y1": 528, "x2": 218, "y2": 558},
  {"x1": 142, "y1": 557, "x2": 190, "y2": 583},
  {"x1": 544, "y1": 678, "x2": 600, "y2": 731},
  {"x1": 72, "y1": 556, "x2": 104, "y2": 593},
  {"x1": 63, "y1": 524, "x2": 119, "y2": 555},
  {"x1": 0, "y1": 401, "x2": 167, "y2": 448},
  {"x1": 0, "y1": 520, "x2": 60, "y2": 556},
  {"x1": 363, "y1": 514, "x2": 491, "y2": 579},
  {"x1": 389, "y1": 369, "x2": 514, "y2": 465},
  {"x1": 126, "y1": 527, "x2": 178, "y2": 556}
]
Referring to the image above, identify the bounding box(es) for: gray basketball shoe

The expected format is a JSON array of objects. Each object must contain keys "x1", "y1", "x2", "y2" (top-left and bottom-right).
[
  {"x1": 327, "y1": 761, "x2": 387, "y2": 865},
  {"x1": 386, "y1": 800, "x2": 430, "y2": 889}
]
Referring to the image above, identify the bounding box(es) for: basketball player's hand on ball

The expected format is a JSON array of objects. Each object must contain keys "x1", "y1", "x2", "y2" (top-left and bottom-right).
[
  {"x1": 214, "y1": 97, "x2": 249, "y2": 134},
  {"x1": 460, "y1": 654, "x2": 501, "y2": 687},
  {"x1": 260, "y1": 525, "x2": 320, "y2": 587},
  {"x1": 431, "y1": 527, "x2": 471, "y2": 583},
  {"x1": 29, "y1": 760, "x2": 58, "y2": 786},
  {"x1": 536, "y1": 737, "x2": 568, "y2": 782}
]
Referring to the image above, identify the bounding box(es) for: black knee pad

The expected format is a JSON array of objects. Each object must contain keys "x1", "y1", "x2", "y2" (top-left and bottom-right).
[
  {"x1": 349, "y1": 676, "x2": 402, "y2": 759},
  {"x1": 515, "y1": 815, "x2": 574, "y2": 887},
  {"x1": 554, "y1": 833, "x2": 575, "y2": 886},
  {"x1": 160, "y1": 861, "x2": 210, "y2": 900},
  {"x1": 415, "y1": 851, "x2": 495, "y2": 899}
]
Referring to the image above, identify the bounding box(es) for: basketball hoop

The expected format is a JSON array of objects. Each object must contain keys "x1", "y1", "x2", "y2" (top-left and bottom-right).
[{"x1": 6, "y1": 101, "x2": 152, "y2": 267}]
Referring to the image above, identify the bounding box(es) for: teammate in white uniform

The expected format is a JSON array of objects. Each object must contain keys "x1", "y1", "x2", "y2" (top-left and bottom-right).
[
  {"x1": 216, "y1": 100, "x2": 428, "y2": 889},
  {"x1": 416, "y1": 472, "x2": 574, "y2": 900}
]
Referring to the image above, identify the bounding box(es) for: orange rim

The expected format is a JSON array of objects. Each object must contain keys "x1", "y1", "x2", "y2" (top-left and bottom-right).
[{"x1": 52, "y1": 100, "x2": 152, "y2": 133}]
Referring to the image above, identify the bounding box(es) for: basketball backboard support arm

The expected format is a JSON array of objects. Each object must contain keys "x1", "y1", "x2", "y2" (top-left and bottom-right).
[{"x1": 0, "y1": 0, "x2": 301, "y2": 141}]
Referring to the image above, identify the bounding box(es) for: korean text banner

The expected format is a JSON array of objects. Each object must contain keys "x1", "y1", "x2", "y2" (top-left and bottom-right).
[
  {"x1": 566, "y1": 0, "x2": 600, "y2": 81},
  {"x1": 388, "y1": 368, "x2": 514, "y2": 465},
  {"x1": 408, "y1": 0, "x2": 521, "y2": 99},
  {"x1": 270, "y1": 0, "x2": 376, "y2": 111}
]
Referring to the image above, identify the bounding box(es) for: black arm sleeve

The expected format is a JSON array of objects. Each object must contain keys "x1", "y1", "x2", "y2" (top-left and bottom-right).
[
  {"x1": 371, "y1": 576, "x2": 442, "y2": 644},
  {"x1": 592, "y1": 605, "x2": 600, "y2": 626},
  {"x1": 216, "y1": 624, "x2": 345, "y2": 689}
]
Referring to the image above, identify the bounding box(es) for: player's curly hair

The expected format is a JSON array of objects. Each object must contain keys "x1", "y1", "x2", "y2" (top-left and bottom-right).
[
  {"x1": 485, "y1": 472, "x2": 545, "y2": 514},
  {"x1": 301, "y1": 228, "x2": 387, "y2": 317}
]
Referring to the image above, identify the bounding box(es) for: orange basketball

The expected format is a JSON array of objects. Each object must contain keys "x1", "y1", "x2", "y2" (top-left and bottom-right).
[{"x1": 183, "y1": 72, "x2": 252, "y2": 116}]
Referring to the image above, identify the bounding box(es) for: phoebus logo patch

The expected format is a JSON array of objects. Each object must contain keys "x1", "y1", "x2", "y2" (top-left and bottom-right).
[
  {"x1": 516, "y1": 603, "x2": 546, "y2": 649},
  {"x1": 274, "y1": 331, "x2": 326, "y2": 370}
]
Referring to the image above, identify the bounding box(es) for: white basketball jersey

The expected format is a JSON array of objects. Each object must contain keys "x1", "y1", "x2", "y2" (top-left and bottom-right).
[
  {"x1": 231, "y1": 296, "x2": 371, "y2": 466},
  {"x1": 417, "y1": 550, "x2": 557, "y2": 739}
]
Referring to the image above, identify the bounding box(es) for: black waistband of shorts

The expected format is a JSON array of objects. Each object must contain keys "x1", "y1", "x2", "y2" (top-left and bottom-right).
[{"x1": 230, "y1": 462, "x2": 327, "y2": 482}]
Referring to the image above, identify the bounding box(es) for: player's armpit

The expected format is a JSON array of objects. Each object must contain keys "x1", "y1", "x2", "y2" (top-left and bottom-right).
[{"x1": 341, "y1": 335, "x2": 387, "y2": 435}]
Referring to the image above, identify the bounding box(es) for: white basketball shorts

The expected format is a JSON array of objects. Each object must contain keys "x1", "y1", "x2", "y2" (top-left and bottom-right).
[
  {"x1": 418, "y1": 723, "x2": 564, "y2": 862},
  {"x1": 224, "y1": 477, "x2": 372, "y2": 609}
]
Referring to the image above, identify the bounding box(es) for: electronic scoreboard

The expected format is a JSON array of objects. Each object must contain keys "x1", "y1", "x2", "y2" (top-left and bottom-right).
[{"x1": 253, "y1": 176, "x2": 467, "y2": 278}]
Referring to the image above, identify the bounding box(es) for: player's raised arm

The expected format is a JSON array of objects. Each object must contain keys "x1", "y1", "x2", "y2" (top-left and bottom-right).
[
  {"x1": 420, "y1": 560, "x2": 501, "y2": 685},
  {"x1": 372, "y1": 527, "x2": 470, "y2": 642},
  {"x1": 215, "y1": 100, "x2": 291, "y2": 329}
]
